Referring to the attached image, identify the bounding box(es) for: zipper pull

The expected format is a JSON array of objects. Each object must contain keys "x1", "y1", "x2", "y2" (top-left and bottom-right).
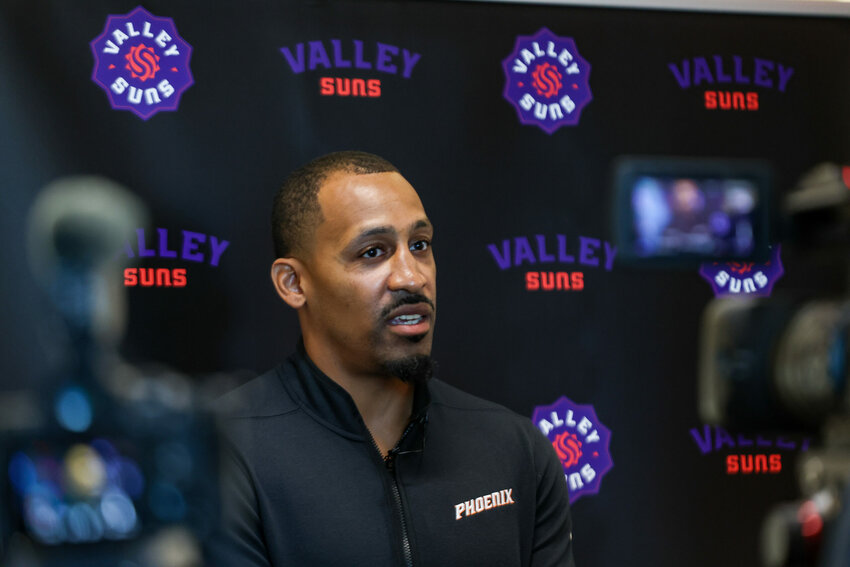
[{"x1": 385, "y1": 447, "x2": 399, "y2": 469}]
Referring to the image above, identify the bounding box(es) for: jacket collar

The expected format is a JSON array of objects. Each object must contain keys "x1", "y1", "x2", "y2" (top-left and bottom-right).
[{"x1": 278, "y1": 339, "x2": 430, "y2": 450}]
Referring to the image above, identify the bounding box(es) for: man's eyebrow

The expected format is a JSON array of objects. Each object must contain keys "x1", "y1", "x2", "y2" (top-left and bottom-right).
[
  {"x1": 354, "y1": 226, "x2": 397, "y2": 240},
  {"x1": 353, "y1": 220, "x2": 430, "y2": 241},
  {"x1": 346, "y1": 220, "x2": 432, "y2": 250},
  {"x1": 411, "y1": 219, "x2": 432, "y2": 231},
  {"x1": 342, "y1": 227, "x2": 397, "y2": 254}
]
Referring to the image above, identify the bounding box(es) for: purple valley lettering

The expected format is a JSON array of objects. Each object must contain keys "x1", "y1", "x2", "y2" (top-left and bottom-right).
[
  {"x1": 668, "y1": 55, "x2": 794, "y2": 111},
  {"x1": 486, "y1": 234, "x2": 616, "y2": 291},
  {"x1": 121, "y1": 228, "x2": 229, "y2": 288},
  {"x1": 280, "y1": 39, "x2": 421, "y2": 98}
]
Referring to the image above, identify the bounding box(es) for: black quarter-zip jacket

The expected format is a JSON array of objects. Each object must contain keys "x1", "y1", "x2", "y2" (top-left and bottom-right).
[{"x1": 212, "y1": 344, "x2": 575, "y2": 566}]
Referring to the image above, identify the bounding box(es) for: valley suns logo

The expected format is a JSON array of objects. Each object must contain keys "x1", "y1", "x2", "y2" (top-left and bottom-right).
[
  {"x1": 121, "y1": 228, "x2": 229, "y2": 288},
  {"x1": 502, "y1": 27, "x2": 592, "y2": 133},
  {"x1": 90, "y1": 6, "x2": 193, "y2": 119},
  {"x1": 699, "y1": 245, "x2": 783, "y2": 297},
  {"x1": 279, "y1": 39, "x2": 421, "y2": 98},
  {"x1": 690, "y1": 424, "x2": 810, "y2": 475},
  {"x1": 532, "y1": 396, "x2": 612, "y2": 503},
  {"x1": 486, "y1": 233, "x2": 616, "y2": 292},
  {"x1": 668, "y1": 55, "x2": 794, "y2": 112}
]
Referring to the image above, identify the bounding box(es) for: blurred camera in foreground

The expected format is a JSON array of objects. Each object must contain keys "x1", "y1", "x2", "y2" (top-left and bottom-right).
[{"x1": 0, "y1": 177, "x2": 219, "y2": 567}]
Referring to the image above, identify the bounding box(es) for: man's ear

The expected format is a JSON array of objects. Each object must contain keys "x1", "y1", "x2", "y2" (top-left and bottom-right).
[{"x1": 271, "y1": 257, "x2": 307, "y2": 309}]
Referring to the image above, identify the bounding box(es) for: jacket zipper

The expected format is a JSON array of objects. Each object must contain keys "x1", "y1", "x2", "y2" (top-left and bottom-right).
[
  {"x1": 366, "y1": 420, "x2": 419, "y2": 567},
  {"x1": 385, "y1": 452, "x2": 413, "y2": 567}
]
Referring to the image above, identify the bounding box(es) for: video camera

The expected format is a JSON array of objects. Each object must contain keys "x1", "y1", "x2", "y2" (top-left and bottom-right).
[
  {"x1": 614, "y1": 158, "x2": 850, "y2": 567},
  {"x1": 0, "y1": 177, "x2": 220, "y2": 567}
]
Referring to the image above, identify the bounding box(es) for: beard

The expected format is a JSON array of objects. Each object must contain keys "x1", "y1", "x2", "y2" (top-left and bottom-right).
[
  {"x1": 380, "y1": 354, "x2": 436, "y2": 384},
  {"x1": 370, "y1": 291, "x2": 436, "y2": 383}
]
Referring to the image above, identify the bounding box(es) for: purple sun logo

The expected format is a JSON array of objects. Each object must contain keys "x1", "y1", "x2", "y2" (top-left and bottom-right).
[
  {"x1": 532, "y1": 396, "x2": 612, "y2": 504},
  {"x1": 502, "y1": 28, "x2": 592, "y2": 134},
  {"x1": 90, "y1": 6, "x2": 193, "y2": 120},
  {"x1": 699, "y1": 245, "x2": 784, "y2": 297}
]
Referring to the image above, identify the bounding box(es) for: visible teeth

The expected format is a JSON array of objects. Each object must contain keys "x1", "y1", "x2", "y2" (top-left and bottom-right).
[{"x1": 392, "y1": 315, "x2": 422, "y2": 325}]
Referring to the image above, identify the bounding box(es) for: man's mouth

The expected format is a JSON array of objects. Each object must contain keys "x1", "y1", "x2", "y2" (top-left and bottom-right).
[
  {"x1": 385, "y1": 304, "x2": 432, "y2": 336},
  {"x1": 389, "y1": 314, "x2": 425, "y2": 326}
]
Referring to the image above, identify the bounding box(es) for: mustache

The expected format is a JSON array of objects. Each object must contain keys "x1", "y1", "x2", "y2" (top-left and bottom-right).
[{"x1": 380, "y1": 292, "x2": 435, "y2": 319}]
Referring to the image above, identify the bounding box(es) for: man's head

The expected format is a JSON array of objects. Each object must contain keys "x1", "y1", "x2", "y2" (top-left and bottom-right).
[{"x1": 271, "y1": 151, "x2": 436, "y2": 383}]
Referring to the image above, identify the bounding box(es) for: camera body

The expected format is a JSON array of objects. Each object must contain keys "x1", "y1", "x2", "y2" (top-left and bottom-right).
[{"x1": 616, "y1": 158, "x2": 850, "y2": 567}]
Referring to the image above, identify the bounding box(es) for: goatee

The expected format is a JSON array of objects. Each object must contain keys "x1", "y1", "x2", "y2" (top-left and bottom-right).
[{"x1": 382, "y1": 354, "x2": 436, "y2": 384}]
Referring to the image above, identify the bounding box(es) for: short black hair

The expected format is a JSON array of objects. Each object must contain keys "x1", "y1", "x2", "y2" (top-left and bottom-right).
[{"x1": 271, "y1": 150, "x2": 400, "y2": 258}]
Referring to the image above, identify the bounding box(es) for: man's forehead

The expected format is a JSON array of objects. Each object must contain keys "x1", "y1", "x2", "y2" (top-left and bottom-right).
[{"x1": 316, "y1": 171, "x2": 429, "y2": 240}]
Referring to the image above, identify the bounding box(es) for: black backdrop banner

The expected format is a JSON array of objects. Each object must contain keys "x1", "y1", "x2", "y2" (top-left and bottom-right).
[{"x1": 2, "y1": 1, "x2": 849, "y2": 566}]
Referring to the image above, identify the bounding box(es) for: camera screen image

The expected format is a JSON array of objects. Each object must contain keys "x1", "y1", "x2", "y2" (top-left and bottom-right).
[
  {"x1": 630, "y1": 176, "x2": 759, "y2": 258},
  {"x1": 613, "y1": 157, "x2": 772, "y2": 266},
  {"x1": 6, "y1": 437, "x2": 150, "y2": 545},
  {"x1": 1, "y1": 422, "x2": 218, "y2": 566}
]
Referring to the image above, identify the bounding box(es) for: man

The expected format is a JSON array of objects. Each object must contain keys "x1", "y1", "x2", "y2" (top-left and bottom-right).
[{"x1": 214, "y1": 151, "x2": 575, "y2": 566}]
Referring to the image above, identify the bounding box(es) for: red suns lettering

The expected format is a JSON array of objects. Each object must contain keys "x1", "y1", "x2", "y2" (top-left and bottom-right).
[
  {"x1": 367, "y1": 79, "x2": 381, "y2": 97},
  {"x1": 571, "y1": 272, "x2": 584, "y2": 290},
  {"x1": 731, "y1": 91, "x2": 745, "y2": 109},
  {"x1": 770, "y1": 453, "x2": 781, "y2": 472},
  {"x1": 704, "y1": 91, "x2": 758, "y2": 111},
  {"x1": 124, "y1": 267, "x2": 187, "y2": 288},
  {"x1": 155, "y1": 268, "x2": 171, "y2": 286},
  {"x1": 525, "y1": 272, "x2": 584, "y2": 291},
  {"x1": 319, "y1": 77, "x2": 334, "y2": 95},
  {"x1": 140, "y1": 268, "x2": 154, "y2": 287},
  {"x1": 319, "y1": 77, "x2": 381, "y2": 97},
  {"x1": 172, "y1": 268, "x2": 187, "y2": 287},
  {"x1": 726, "y1": 453, "x2": 782, "y2": 474},
  {"x1": 746, "y1": 92, "x2": 759, "y2": 110}
]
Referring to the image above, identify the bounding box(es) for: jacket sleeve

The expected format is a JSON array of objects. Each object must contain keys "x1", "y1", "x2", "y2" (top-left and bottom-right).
[
  {"x1": 529, "y1": 425, "x2": 576, "y2": 567},
  {"x1": 206, "y1": 432, "x2": 274, "y2": 567}
]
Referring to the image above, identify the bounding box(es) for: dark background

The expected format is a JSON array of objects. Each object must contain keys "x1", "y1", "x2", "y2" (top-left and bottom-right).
[{"x1": 1, "y1": 1, "x2": 849, "y2": 565}]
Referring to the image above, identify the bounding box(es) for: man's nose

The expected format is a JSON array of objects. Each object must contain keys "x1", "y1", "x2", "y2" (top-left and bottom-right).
[{"x1": 387, "y1": 247, "x2": 428, "y2": 292}]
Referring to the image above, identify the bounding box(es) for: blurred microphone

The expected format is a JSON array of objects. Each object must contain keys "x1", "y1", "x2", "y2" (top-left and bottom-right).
[{"x1": 26, "y1": 175, "x2": 147, "y2": 343}]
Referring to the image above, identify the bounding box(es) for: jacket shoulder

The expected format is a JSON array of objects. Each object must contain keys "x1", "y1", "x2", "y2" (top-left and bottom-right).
[
  {"x1": 428, "y1": 379, "x2": 549, "y2": 453},
  {"x1": 214, "y1": 365, "x2": 298, "y2": 419},
  {"x1": 429, "y1": 379, "x2": 521, "y2": 418}
]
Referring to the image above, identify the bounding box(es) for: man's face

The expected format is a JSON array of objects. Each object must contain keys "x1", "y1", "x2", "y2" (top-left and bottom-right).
[{"x1": 299, "y1": 170, "x2": 436, "y2": 377}]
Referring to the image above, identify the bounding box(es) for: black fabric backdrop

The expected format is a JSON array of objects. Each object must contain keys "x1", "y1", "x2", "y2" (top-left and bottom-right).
[{"x1": 2, "y1": 1, "x2": 849, "y2": 565}]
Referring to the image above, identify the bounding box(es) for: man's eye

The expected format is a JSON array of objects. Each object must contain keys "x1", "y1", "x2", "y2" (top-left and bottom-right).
[
  {"x1": 362, "y1": 247, "x2": 385, "y2": 259},
  {"x1": 411, "y1": 240, "x2": 431, "y2": 252}
]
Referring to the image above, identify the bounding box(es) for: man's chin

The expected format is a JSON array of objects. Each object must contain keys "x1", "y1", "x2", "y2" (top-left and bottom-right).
[
  {"x1": 400, "y1": 332, "x2": 428, "y2": 343},
  {"x1": 380, "y1": 354, "x2": 435, "y2": 384},
  {"x1": 382, "y1": 326, "x2": 433, "y2": 350}
]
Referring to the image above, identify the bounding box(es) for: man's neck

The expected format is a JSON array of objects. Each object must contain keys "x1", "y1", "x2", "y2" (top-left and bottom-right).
[
  {"x1": 304, "y1": 340, "x2": 415, "y2": 457},
  {"x1": 343, "y1": 374, "x2": 414, "y2": 457}
]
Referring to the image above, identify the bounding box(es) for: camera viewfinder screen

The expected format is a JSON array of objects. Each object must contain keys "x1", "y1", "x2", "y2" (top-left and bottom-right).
[
  {"x1": 6, "y1": 438, "x2": 146, "y2": 545},
  {"x1": 4, "y1": 431, "x2": 212, "y2": 548},
  {"x1": 630, "y1": 176, "x2": 759, "y2": 258}
]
